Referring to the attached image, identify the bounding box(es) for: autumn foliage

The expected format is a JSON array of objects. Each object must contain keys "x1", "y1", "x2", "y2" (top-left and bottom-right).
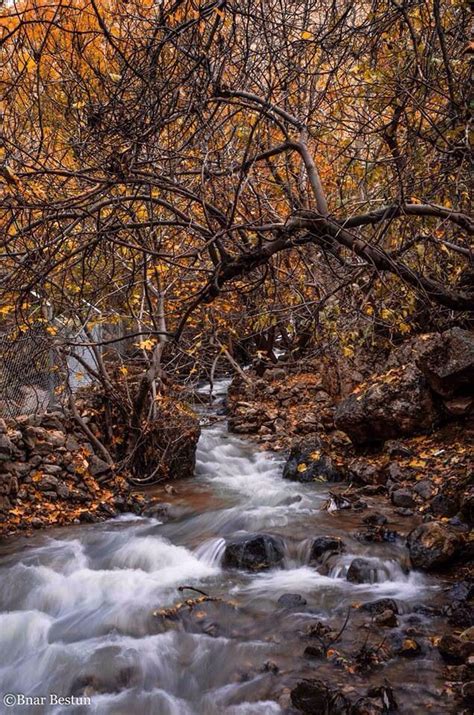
[{"x1": 0, "y1": 0, "x2": 472, "y2": 465}]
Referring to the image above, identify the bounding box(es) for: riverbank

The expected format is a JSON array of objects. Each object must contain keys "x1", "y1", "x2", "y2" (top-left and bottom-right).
[
  {"x1": 225, "y1": 345, "x2": 473, "y2": 713},
  {"x1": 0, "y1": 410, "x2": 147, "y2": 537}
]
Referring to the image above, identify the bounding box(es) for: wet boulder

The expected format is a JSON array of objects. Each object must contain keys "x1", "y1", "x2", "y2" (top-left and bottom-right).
[
  {"x1": 374, "y1": 609, "x2": 398, "y2": 628},
  {"x1": 391, "y1": 488, "x2": 415, "y2": 508},
  {"x1": 361, "y1": 598, "x2": 399, "y2": 615},
  {"x1": 416, "y1": 328, "x2": 474, "y2": 399},
  {"x1": 70, "y1": 645, "x2": 139, "y2": 695},
  {"x1": 430, "y1": 492, "x2": 459, "y2": 517},
  {"x1": 304, "y1": 644, "x2": 326, "y2": 659},
  {"x1": 334, "y1": 365, "x2": 440, "y2": 445},
  {"x1": 396, "y1": 637, "x2": 422, "y2": 658},
  {"x1": 349, "y1": 459, "x2": 384, "y2": 486},
  {"x1": 290, "y1": 679, "x2": 352, "y2": 715},
  {"x1": 407, "y1": 522, "x2": 464, "y2": 570},
  {"x1": 282, "y1": 441, "x2": 344, "y2": 483},
  {"x1": 447, "y1": 603, "x2": 474, "y2": 629},
  {"x1": 309, "y1": 536, "x2": 345, "y2": 563},
  {"x1": 438, "y1": 633, "x2": 474, "y2": 664},
  {"x1": 223, "y1": 533, "x2": 285, "y2": 571},
  {"x1": 413, "y1": 480, "x2": 435, "y2": 501},
  {"x1": 449, "y1": 580, "x2": 474, "y2": 604}
]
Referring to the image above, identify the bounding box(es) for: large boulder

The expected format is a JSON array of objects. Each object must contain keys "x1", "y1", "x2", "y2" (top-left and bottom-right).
[
  {"x1": 223, "y1": 534, "x2": 285, "y2": 571},
  {"x1": 416, "y1": 328, "x2": 474, "y2": 399},
  {"x1": 283, "y1": 441, "x2": 344, "y2": 483},
  {"x1": 334, "y1": 364, "x2": 440, "y2": 445},
  {"x1": 290, "y1": 679, "x2": 352, "y2": 715},
  {"x1": 309, "y1": 536, "x2": 345, "y2": 563},
  {"x1": 407, "y1": 522, "x2": 464, "y2": 570}
]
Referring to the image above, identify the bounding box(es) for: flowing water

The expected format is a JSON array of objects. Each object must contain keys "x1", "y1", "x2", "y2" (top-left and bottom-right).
[{"x1": 0, "y1": 381, "x2": 449, "y2": 714}]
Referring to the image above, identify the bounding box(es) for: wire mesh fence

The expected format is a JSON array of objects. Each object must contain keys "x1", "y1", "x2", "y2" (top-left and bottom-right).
[{"x1": 0, "y1": 329, "x2": 58, "y2": 418}]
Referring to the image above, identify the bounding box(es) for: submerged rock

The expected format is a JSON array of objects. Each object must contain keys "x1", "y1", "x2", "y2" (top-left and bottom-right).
[
  {"x1": 363, "y1": 513, "x2": 388, "y2": 527},
  {"x1": 290, "y1": 679, "x2": 352, "y2": 714},
  {"x1": 223, "y1": 534, "x2": 285, "y2": 571},
  {"x1": 406, "y1": 522, "x2": 464, "y2": 570},
  {"x1": 278, "y1": 593, "x2": 307, "y2": 608},
  {"x1": 334, "y1": 364, "x2": 440, "y2": 445},
  {"x1": 309, "y1": 536, "x2": 345, "y2": 563},
  {"x1": 396, "y1": 638, "x2": 422, "y2": 658},
  {"x1": 346, "y1": 558, "x2": 379, "y2": 584},
  {"x1": 282, "y1": 441, "x2": 344, "y2": 483},
  {"x1": 303, "y1": 644, "x2": 326, "y2": 659}
]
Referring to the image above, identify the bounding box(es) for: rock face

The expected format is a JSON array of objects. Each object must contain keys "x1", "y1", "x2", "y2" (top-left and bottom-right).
[
  {"x1": 223, "y1": 534, "x2": 285, "y2": 571},
  {"x1": 416, "y1": 328, "x2": 474, "y2": 399},
  {"x1": 282, "y1": 442, "x2": 344, "y2": 483},
  {"x1": 309, "y1": 536, "x2": 345, "y2": 563},
  {"x1": 406, "y1": 522, "x2": 464, "y2": 570},
  {"x1": 334, "y1": 364, "x2": 441, "y2": 445},
  {"x1": 290, "y1": 679, "x2": 352, "y2": 715}
]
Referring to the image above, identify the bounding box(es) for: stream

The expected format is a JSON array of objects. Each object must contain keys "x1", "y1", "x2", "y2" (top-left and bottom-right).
[{"x1": 0, "y1": 380, "x2": 450, "y2": 714}]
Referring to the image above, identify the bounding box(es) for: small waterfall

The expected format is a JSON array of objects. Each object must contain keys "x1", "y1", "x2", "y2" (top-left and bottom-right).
[{"x1": 195, "y1": 538, "x2": 226, "y2": 566}]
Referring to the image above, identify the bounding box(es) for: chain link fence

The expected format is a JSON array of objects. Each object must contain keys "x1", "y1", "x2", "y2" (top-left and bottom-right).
[
  {"x1": 0, "y1": 329, "x2": 58, "y2": 417},
  {"x1": 0, "y1": 323, "x2": 107, "y2": 418}
]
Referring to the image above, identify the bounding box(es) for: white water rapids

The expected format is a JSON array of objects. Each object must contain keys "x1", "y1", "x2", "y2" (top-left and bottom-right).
[{"x1": 0, "y1": 381, "x2": 442, "y2": 714}]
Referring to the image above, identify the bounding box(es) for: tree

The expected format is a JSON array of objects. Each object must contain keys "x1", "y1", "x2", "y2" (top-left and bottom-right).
[{"x1": 1, "y1": 0, "x2": 472, "y2": 472}]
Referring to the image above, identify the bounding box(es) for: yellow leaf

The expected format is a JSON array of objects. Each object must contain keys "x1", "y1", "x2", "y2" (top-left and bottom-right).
[
  {"x1": 136, "y1": 339, "x2": 156, "y2": 351},
  {"x1": 301, "y1": 30, "x2": 313, "y2": 40},
  {"x1": 297, "y1": 463, "x2": 308, "y2": 472},
  {"x1": 109, "y1": 72, "x2": 122, "y2": 82},
  {"x1": 408, "y1": 458, "x2": 427, "y2": 468},
  {"x1": 342, "y1": 346, "x2": 354, "y2": 358}
]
